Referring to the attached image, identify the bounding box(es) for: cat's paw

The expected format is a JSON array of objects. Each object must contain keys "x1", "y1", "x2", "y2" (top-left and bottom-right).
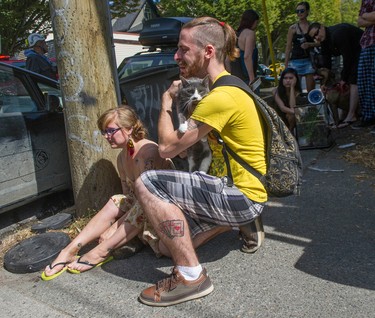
[{"x1": 178, "y1": 121, "x2": 188, "y2": 133}]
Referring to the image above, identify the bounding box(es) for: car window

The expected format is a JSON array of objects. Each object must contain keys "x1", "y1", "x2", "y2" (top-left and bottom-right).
[
  {"x1": 0, "y1": 68, "x2": 37, "y2": 113},
  {"x1": 118, "y1": 53, "x2": 177, "y2": 80},
  {"x1": 121, "y1": 57, "x2": 154, "y2": 78}
]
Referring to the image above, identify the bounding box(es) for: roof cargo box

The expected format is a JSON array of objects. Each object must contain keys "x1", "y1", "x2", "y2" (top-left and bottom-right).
[{"x1": 139, "y1": 17, "x2": 192, "y2": 47}]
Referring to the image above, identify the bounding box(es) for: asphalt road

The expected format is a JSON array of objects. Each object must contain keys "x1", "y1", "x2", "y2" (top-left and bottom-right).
[{"x1": 0, "y1": 127, "x2": 374, "y2": 318}]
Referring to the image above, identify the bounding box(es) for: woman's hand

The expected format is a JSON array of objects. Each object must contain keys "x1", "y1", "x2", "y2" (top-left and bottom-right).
[
  {"x1": 300, "y1": 42, "x2": 310, "y2": 50},
  {"x1": 291, "y1": 76, "x2": 297, "y2": 87}
]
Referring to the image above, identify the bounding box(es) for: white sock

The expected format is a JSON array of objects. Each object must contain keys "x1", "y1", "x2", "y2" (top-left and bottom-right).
[{"x1": 176, "y1": 264, "x2": 203, "y2": 281}]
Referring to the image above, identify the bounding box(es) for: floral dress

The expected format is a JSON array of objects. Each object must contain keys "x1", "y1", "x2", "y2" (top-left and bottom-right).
[
  {"x1": 111, "y1": 153, "x2": 174, "y2": 258},
  {"x1": 111, "y1": 178, "x2": 162, "y2": 257}
]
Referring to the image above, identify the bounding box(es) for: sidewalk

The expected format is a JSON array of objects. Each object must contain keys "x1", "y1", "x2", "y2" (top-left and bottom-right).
[{"x1": 0, "y1": 127, "x2": 374, "y2": 318}]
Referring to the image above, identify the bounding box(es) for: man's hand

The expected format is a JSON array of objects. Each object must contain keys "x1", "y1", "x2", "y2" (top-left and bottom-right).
[
  {"x1": 178, "y1": 149, "x2": 188, "y2": 158},
  {"x1": 165, "y1": 80, "x2": 181, "y2": 101},
  {"x1": 161, "y1": 80, "x2": 181, "y2": 114}
]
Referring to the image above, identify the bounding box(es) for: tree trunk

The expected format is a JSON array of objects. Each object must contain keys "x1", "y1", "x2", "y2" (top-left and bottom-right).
[{"x1": 49, "y1": 0, "x2": 122, "y2": 216}]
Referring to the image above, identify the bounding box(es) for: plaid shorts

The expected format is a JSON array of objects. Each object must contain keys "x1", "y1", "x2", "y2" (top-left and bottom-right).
[
  {"x1": 358, "y1": 44, "x2": 375, "y2": 121},
  {"x1": 140, "y1": 170, "x2": 264, "y2": 237}
]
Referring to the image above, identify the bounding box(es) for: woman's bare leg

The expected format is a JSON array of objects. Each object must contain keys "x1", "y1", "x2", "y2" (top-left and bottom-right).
[
  {"x1": 43, "y1": 199, "x2": 124, "y2": 276},
  {"x1": 341, "y1": 84, "x2": 359, "y2": 123},
  {"x1": 99, "y1": 213, "x2": 127, "y2": 244},
  {"x1": 68, "y1": 221, "x2": 140, "y2": 272}
]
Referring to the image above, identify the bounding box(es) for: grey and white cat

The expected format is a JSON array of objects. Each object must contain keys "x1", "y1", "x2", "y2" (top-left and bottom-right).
[{"x1": 176, "y1": 76, "x2": 212, "y2": 173}]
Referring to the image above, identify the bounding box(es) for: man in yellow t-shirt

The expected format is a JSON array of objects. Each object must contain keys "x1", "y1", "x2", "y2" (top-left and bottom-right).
[
  {"x1": 192, "y1": 71, "x2": 267, "y2": 202},
  {"x1": 135, "y1": 17, "x2": 267, "y2": 307}
]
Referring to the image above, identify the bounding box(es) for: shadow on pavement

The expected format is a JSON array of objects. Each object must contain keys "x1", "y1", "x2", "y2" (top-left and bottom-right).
[
  {"x1": 264, "y1": 141, "x2": 375, "y2": 291},
  {"x1": 102, "y1": 230, "x2": 238, "y2": 284}
]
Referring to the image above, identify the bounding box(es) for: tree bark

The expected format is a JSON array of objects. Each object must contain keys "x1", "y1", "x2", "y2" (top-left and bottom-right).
[{"x1": 49, "y1": 0, "x2": 122, "y2": 216}]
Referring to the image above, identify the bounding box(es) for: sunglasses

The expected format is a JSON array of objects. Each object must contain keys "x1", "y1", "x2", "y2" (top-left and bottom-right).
[
  {"x1": 296, "y1": 9, "x2": 306, "y2": 14},
  {"x1": 101, "y1": 127, "x2": 121, "y2": 136}
]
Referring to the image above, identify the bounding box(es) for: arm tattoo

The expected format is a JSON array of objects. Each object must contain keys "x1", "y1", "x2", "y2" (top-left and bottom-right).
[{"x1": 159, "y1": 220, "x2": 184, "y2": 239}]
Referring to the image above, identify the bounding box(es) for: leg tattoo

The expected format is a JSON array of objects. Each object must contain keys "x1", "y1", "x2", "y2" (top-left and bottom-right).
[{"x1": 159, "y1": 220, "x2": 184, "y2": 239}]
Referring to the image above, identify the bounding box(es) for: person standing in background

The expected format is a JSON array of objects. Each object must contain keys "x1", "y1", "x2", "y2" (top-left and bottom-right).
[
  {"x1": 354, "y1": 0, "x2": 375, "y2": 131},
  {"x1": 235, "y1": 9, "x2": 260, "y2": 86},
  {"x1": 308, "y1": 22, "x2": 363, "y2": 128},
  {"x1": 285, "y1": 2, "x2": 317, "y2": 92},
  {"x1": 25, "y1": 33, "x2": 57, "y2": 80}
]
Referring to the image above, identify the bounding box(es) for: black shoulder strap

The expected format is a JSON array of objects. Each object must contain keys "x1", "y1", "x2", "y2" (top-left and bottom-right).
[
  {"x1": 212, "y1": 74, "x2": 252, "y2": 94},
  {"x1": 211, "y1": 75, "x2": 264, "y2": 182},
  {"x1": 297, "y1": 23, "x2": 303, "y2": 35}
]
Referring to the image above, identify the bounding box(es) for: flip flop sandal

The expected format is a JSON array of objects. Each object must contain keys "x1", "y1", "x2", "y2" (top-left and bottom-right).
[
  {"x1": 41, "y1": 261, "x2": 70, "y2": 281},
  {"x1": 338, "y1": 120, "x2": 355, "y2": 129},
  {"x1": 67, "y1": 255, "x2": 114, "y2": 274}
]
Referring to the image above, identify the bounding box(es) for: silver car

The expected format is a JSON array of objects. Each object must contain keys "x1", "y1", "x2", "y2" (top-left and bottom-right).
[{"x1": 0, "y1": 62, "x2": 71, "y2": 214}]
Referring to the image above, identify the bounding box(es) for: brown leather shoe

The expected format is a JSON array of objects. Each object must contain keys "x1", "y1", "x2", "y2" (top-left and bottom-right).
[{"x1": 139, "y1": 267, "x2": 214, "y2": 306}]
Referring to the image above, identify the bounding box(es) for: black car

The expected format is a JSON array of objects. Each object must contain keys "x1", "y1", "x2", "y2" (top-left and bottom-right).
[{"x1": 0, "y1": 62, "x2": 71, "y2": 214}]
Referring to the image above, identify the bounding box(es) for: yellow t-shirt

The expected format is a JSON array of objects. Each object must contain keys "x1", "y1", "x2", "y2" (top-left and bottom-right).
[
  {"x1": 207, "y1": 131, "x2": 226, "y2": 177},
  {"x1": 191, "y1": 71, "x2": 267, "y2": 202}
]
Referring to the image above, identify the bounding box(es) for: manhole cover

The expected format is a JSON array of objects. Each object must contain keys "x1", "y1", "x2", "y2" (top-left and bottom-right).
[
  {"x1": 4, "y1": 232, "x2": 71, "y2": 274},
  {"x1": 31, "y1": 213, "x2": 73, "y2": 233}
]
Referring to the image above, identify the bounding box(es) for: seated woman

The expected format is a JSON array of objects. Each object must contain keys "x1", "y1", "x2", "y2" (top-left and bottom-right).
[
  {"x1": 273, "y1": 68, "x2": 302, "y2": 133},
  {"x1": 42, "y1": 105, "x2": 225, "y2": 280}
]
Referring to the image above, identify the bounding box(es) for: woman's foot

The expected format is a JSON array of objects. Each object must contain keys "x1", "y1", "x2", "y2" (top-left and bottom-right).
[
  {"x1": 67, "y1": 250, "x2": 112, "y2": 273},
  {"x1": 42, "y1": 250, "x2": 78, "y2": 279},
  {"x1": 337, "y1": 117, "x2": 357, "y2": 129}
]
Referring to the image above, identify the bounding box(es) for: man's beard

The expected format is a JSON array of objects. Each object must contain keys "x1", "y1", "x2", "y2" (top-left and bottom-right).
[{"x1": 180, "y1": 59, "x2": 205, "y2": 78}]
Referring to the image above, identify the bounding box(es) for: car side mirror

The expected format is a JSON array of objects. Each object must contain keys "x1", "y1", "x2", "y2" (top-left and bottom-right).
[{"x1": 45, "y1": 94, "x2": 62, "y2": 112}]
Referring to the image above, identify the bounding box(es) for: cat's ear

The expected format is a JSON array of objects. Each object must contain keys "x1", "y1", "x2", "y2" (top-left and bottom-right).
[{"x1": 180, "y1": 76, "x2": 189, "y2": 86}]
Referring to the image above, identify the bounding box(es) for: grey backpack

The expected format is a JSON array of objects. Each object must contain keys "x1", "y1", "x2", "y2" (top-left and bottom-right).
[{"x1": 212, "y1": 75, "x2": 303, "y2": 197}]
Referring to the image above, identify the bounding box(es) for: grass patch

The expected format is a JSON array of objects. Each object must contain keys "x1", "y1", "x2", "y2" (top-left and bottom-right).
[{"x1": 342, "y1": 144, "x2": 375, "y2": 171}]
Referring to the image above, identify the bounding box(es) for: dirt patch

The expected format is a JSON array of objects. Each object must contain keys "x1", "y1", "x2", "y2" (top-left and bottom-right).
[
  {"x1": 332, "y1": 126, "x2": 375, "y2": 171},
  {"x1": 343, "y1": 144, "x2": 375, "y2": 170}
]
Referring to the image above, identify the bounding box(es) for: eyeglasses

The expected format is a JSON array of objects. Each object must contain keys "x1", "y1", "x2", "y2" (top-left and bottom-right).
[
  {"x1": 101, "y1": 127, "x2": 121, "y2": 137},
  {"x1": 296, "y1": 9, "x2": 306, "y2": 14}
]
